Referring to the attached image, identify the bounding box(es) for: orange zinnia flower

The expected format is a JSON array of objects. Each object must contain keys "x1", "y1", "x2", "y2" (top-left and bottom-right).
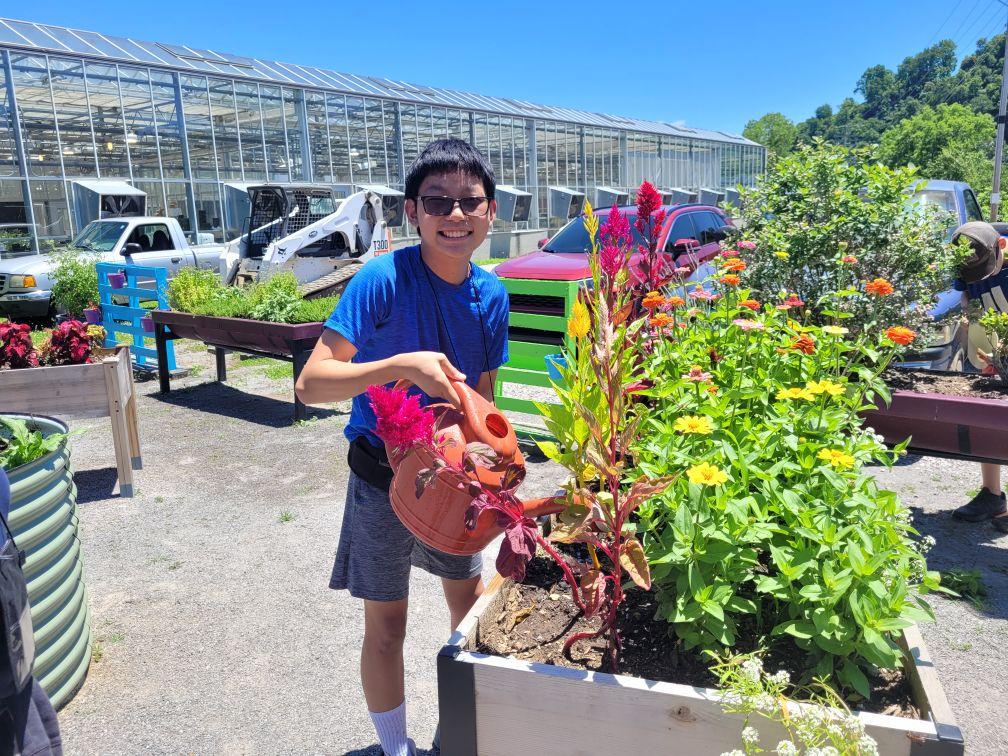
[
  {"x1": 667, "y1": 295, "x2": 686, "y2": 309},
  {"x1": 649, "y1": 313, "x2": 672, "y2": 329},
  {"x1": 865, "y1": 278, "x2": 894, "y2": 296},
  {"x1": 642, "y1": 291, "x2": 665, "y2": 310},
  {"x1": 722, "y1": 258, "x2": 747, "y2": 272},
  {"x1": 739, "y1": 298, "x2": 760, "y2": 311},
  {"x1": 884, "y1": 326, "x2": 916, "y2": 346},
  {"x1": 720, "y1": 274, "x2": 741, "y2": 286},
  {"x1": 791, "y1": 334, "x2": 816, "y2": 354},
  {"x1": 841, "y1": 255, "x2": 857, "y2": 264}
]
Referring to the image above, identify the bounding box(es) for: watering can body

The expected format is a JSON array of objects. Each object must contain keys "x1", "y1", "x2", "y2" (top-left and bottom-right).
[{"x1": 386, "y1": 381, "x2": 563, "y2": 556}]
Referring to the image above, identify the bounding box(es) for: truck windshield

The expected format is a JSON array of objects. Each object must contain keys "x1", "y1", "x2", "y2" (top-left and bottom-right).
[
  {"x1": 544, "y1": 211, "x2": 647, "y2": 253},
  {"x1": 71, "y1": 221, "x2": 129, "y2": 252},
  {"x1": 910, "y1": 190, "x2": 956, "y2": 215}
]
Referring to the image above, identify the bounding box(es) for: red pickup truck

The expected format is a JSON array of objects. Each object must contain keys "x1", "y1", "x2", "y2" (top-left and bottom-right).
[{"x1": 494, "y1": 203, "x2": 732, "y2": 283}]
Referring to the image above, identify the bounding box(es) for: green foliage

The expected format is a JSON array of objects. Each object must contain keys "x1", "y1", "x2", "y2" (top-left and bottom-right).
[
  {"x1": 167, "y1": 269, "x2": 338, "y2": 323},
  {"x1": 742, "y1": 113, "x2": 798, "y2": 157},
  {"x1": 979, "y1": 308, "x2": 1008, "y2": 383},
  {"x1": 939, "y1": 569, "x2": 988, "y2": 611},
  {"x1": 50, "y1": 248, "x2": 99, "y2": 317},
  {"x1": 878, "y1": 104, "x2": 993, "y2": 174},
  {"x1": 734, "y1": 141, "x2": 954, "y2": 338},
  {"x1": 0, "y1": 416, "x2": 68, "y2": 471},
  {"x1": 630, "y1": 278, "x2": 943, "y2": 697}
]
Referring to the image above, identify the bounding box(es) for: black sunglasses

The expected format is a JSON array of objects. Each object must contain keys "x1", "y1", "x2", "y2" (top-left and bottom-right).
[{"x1": 419, "y1": 195, "x2": 491, "y2": 217}]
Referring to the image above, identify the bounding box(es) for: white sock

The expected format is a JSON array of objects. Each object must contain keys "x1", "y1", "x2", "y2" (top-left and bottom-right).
[{"x1": 369, "y1": 701, "x2": 411, "y2": 756}]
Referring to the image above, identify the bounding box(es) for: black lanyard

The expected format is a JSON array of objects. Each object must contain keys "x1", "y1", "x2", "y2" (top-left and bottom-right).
[{"x1": 418, "y1": 252, "x2": 491, "y2": 377}]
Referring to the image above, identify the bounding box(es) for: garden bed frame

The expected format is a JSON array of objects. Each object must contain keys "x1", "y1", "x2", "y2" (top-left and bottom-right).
[
  {"x1": 437, "y1": 574, "x2": 964, "y2": 755},
  {"x1": 151, "y1": 310, "x2": 323, "y2": 421},
  {"x1": 864, "y1": 383, "x2": 1008, "y2": 464},
  {"x1": 0, "y1": 345, "x2": 140, "y2": 497}
]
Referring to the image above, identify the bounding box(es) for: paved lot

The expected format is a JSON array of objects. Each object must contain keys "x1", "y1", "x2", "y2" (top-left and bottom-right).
[{"x1": 51, "y1": 343, "x2": 1007, "y2": 754}]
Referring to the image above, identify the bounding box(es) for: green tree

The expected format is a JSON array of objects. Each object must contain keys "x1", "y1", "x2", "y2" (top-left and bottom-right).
[
  {"x1": 742, "y1": 112, "x2": 798, "y2": 157},
  {"x1": 877, "y1": 103, "x2": 993, "y2": 173}
]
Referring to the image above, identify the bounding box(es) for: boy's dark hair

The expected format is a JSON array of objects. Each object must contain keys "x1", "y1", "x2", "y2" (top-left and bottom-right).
[{"x1": 404, "y1": 138, "x2": 496, "y2": 201}]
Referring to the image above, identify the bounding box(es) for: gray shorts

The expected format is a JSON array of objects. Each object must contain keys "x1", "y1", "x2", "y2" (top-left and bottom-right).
[{"x1": 329, "y1": 472, "x2": 484, "y2": 601}]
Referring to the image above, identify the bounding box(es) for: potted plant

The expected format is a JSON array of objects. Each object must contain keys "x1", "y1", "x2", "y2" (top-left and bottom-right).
[
  {"x1": 83, "y1": 301, "x2": 102, "y2": 325},
  {"x1": 432, "y1": 186, "x2": 962, "y2": 754},
  {"x1": 50, "y1": 248, "x2": 101, "y2": 319},
  {"x1": 2, "y1": 414, "x2": 92, "y2": 708},
  {"x1": 107, "y1": 270, "x2": 126, "y2": 289}
]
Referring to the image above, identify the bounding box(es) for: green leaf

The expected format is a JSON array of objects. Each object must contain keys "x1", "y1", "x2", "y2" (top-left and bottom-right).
[{"x1": 838, "y1": 659, "x2": 871, "y2": 699}]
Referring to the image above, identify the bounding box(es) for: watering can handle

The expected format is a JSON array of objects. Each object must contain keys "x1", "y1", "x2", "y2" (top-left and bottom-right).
[{"x1": 390, "y1": 378, "x2": 518, "y2": 461}]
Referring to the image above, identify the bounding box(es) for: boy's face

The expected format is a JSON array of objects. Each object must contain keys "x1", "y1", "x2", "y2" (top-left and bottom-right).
[{"x1": 406, "y1": 171, "x2": 496, "y2": 265}]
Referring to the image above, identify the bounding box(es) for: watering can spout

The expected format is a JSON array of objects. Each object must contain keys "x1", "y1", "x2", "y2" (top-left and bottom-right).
[{"x1": 522, "y1": 496, "x2": 566, "y2": 519}]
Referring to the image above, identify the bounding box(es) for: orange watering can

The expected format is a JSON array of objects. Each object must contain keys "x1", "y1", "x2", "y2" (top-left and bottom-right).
[{"x1": 386, "y1": 379, "x2": 565, "y2": 555}]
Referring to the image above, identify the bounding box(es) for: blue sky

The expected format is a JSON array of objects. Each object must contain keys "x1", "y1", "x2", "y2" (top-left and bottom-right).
[{"x1": 13, "y1": 0, "x2": 1008, "y2": 135}]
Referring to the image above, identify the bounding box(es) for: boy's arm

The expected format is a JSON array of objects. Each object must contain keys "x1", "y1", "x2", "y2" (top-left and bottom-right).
[
  {"x1": 295, "y1": 329, "x2": 466, "y2": 408},
  {"x1": 476, "y1": 370, "x2": 498, "y2": 404}
]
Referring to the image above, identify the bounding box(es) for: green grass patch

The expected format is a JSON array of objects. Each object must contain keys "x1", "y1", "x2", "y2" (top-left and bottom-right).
[
  {"x1": 237, "y1": 356, "x2": 274, "y2": 368},
  {"x1": 263, "y1": 362, "x2": 291, "y2": 380},
  {"x1": 940, "y1": 569, "x2": 988, "y2": 610}
]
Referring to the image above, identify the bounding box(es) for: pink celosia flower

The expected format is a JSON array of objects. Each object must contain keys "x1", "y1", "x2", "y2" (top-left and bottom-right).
[
  {"x1": 599, "y1": 242, "x2": 626, "y2": 278},
  {"x1": 634, "y1": 181, "x2": 662, "y2": 235},
  {"x1": 732, "y1": 318, "x2": 765, "y2": 331},
  {"x1": 600, "y1": 204, "x2": 631, "y2": 249},
  {"x1": 367, "y1": 384, "x2": 435, "y2": 452}
]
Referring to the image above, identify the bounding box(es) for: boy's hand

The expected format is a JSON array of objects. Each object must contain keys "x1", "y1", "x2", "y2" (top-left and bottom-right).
[{"x1": 400, "y1": 352, "x2": 466, "y2": 408}]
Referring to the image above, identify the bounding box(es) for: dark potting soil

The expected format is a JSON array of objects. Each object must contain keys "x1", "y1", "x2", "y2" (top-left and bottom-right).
[
  {"x1": 885, "y1": 367, "x2": 1008, "y2": 400},
  {"x1": 476, "y1": 553, "x2": 919, "y2": 719}
]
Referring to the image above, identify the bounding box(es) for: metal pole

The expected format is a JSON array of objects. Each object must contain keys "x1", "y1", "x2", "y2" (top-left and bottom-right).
[{"x1": 990, "y1": 2, "x2": 1008, "y2": 221}]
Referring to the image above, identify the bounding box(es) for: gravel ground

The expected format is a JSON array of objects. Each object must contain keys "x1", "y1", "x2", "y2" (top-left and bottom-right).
[{"x1": 50, "y1": 342, "x2": 1007, "y2": 755}]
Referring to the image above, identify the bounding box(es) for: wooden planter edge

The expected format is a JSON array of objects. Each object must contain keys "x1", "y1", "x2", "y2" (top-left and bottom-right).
[{"x1": 437, "y1": 574, "x2": 963, "y2": 755}]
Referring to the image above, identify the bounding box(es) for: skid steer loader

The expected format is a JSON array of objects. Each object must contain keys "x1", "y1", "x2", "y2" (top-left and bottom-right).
[{"x1": 220, "y1": 185, "x2": 401, "y2": 298}]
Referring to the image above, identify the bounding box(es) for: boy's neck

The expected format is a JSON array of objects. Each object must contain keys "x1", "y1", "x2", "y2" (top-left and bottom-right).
[{"x1": 419, "y1": 244, "x2": 471, "y2": 285}]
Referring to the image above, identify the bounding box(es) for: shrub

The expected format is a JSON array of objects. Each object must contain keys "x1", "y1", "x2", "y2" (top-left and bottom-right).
[
  {"x1": 44, "y1": 320, "x2": 92, "y2": 365},
  {"x1": 167, "y1": 267, "x2": 223, "y2": 314},
  {"x1": 628, "y1": 267, "x2": 943, "y2": 697},
  {"x1": 245, "y1": 272, "x2": 302, "y2": 322},
  {"x1": 167, "y1": 268, "x2": 337, "y2": 323},
  {"x1": 0, "y1": 321, "x2": 39, "y2": 368},
  {"x1": 50, "y1": 249, "x2": 100, "y2": 318},
  {"x1": 732, "y1": 141, "x2": 954, "y2": 339}
]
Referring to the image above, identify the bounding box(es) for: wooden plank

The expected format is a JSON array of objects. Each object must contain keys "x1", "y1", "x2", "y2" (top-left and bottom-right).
[
  {"x1": 0, "y1": 364, "x2": 108, "y2": 417},
  {"x1": 103, "y1": 359, "x2": 133, "y2": 497},
  {"x1": 450, "y1": 577, "x2": 949, "y2": 756},
  {"x1": 901, "y1": 625, "x2": 963, "y2": 744}
]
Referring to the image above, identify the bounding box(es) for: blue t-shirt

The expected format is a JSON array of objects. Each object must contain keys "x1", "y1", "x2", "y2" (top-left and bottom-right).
[
  {"x1": 325, "y1": 245, "x2": 510, "y2": 447},
  {"x1": 954, "y1": 267, "x2": 1008, "y2": 312}
]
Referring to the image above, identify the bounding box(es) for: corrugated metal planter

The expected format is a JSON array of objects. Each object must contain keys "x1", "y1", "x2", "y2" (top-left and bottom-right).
[{"x1": 4, "y1": 414, "x2": 91, "y2": 709}]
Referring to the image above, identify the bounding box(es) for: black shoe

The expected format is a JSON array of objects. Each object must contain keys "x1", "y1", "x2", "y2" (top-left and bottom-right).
[
  {"x1": 994, "y1": 514, "x2": 1008, "y2": 534},
  {"x1": 953, "y1": 488, "x2": 1007, "y2": 522}
]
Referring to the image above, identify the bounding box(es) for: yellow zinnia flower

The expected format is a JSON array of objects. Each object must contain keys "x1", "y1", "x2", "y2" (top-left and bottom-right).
[
  {"x1": 822, "y1": 325, "x2": 849, "y2": 336},
  {"x1": 805, "y1": 380, "x2": 845, "y2": 397},
  {"x1": 687, "y1": 462, "x2": 729, "y2": 486},
  {"x1": 817, "y1": 448, "x2": 855, "y2": 469},
  {"x1": 567, "y1": 300, "x2": 590, "y2": 338},
  {"x1": 774, "y1": 251, "x2": 789, "y2": 259},
  {"x1": 673, "y1": 415, "x2": 714, "y2": 435},
  {"x1": 776, "y1": 387, "x2": 816, "y2": 401}
]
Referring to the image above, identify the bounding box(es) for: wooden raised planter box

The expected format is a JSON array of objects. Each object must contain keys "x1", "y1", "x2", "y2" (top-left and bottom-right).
[
  {"x1": 150, "y1": 310, "x2": 324, "y2": 421},
  {"x1": 863, "y1": 387, "x2": 1008, "y2": 464},
  {"x1": 0, "y1": 345, "x2": 140, "y2": 497},
  {"x1": 437, "y1": 574, "x2": 964, "y2": 755}
]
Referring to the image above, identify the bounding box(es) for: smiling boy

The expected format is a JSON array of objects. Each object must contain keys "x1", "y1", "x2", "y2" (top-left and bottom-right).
[{"x1": 295, "y1": 139, "x2": 509, "y2": 755}]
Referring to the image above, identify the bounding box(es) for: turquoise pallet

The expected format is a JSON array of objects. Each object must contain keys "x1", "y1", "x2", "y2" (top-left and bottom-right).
[{"x1": 96, "y1": 262, "x2": 175, "y2": 372}]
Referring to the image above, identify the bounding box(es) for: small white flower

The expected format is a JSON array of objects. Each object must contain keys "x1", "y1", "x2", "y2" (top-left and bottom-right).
[
  {"x1": 741, "y1": 657, "x2": 764, "y2": 683},
  {"x1": 742, "y1": 726, "x2": 759, "y2": 747},
  {"x1": 769, "y1": 670, "x2": 790, "y2": 685},
  {"x1": 775, "y1": 742, "x2": 798, "y2": 756},
  {"x1": 857, "y1": 734, "x2": 879, "y2": 755},
  {"x1": 720, "y1": 751, "x2": 746, "y2": 756},
  {"x1": 755, "y1": 693, "x2": 776, "y2": 712}
]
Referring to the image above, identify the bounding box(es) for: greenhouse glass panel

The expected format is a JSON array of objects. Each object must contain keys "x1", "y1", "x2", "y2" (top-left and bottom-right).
[
  {"x1": 207, "y1": 78, "x2": 241, "y2": 180},
  {"x1": 30, "y1": 179, "x2": 71, "y2": 241},
  {"x1": 132, "y1": 179, "x2": 165, "y2": 218},
  {"x1": 234, "y1": 82, "x2": 265, "y2": 180},
  {"x1": 149, "y1": 70, "x2": 184, "y2": 178},
  {"x1": 164, "y1": 181, "x2": 191, "y2": 232},
  {"x1": 117, "y1": 66, "x2": 160, "y2": 179},
  {"x1": 84, "y1": 62, "x2": 129, "y2": 177},
  {"x1": 364, "y1": 98, "x2": 386, "y2": 183},
  {"x1": 346, "y1": 96, "x2": 366, "y2": 183},
  {"x1": 9, "y1": 54, "x2": 61, "y2": 177},
  {"x1": 399, "y1": 103, "x2": 418, "y2": 175},
  {"x1": 282, "y1": 87, "x2": 305, "y2": 181},
  {"x1": 305, "y1": 91, "x2": 331, "y2": 182},
  {"x1": 193, "y1": 182, "x2": 223, "y2": 240},
  {"x1": 48, "y1": 58, "x2": 97, "y2": 177},
  {"x1": 0, "y1": 58, "x2": 17, "y2": 177},
  {"x1": 384, "y1": 100, "x2": 400, "y2": 185},
  {"x1": 180, "y1": 74, "x2": 217, "y2": 180},
  {"x1": 259, "y1": 85, "x2": 289, "y2": 181},
  {"x1": 326, "y1": 94, "x2": 350, "y2": 184}
]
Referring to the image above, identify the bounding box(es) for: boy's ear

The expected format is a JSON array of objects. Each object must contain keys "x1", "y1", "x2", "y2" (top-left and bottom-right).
[
  {"x1": 405, "y1": 198, "x2": 418, "y2": 227},
  {"x1": 487, "y1": 198, "x2": 497, "y2": 224}
]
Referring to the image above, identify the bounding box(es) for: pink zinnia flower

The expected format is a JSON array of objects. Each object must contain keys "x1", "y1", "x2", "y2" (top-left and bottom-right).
[
  {"x1": 841, "y1": 255, "x2": 857, "y2": 264},
  {"x1": 721, "y1": 249, "x2": 739, "y2": 258},
  {"x1": 683, "y1": 366, "x2": 712, "y2": 383},
  {"x1": 688, "y1": 288, "x2": 716, "y2": 301},
  {"x1": 732, "y1": 318, "x2": 764, "y2": 331},
  {"x1": 674, "y1": 266, "x2": 692, "y2": 277},
  {"x1": 367, "y1": 384, "x2": 435, "y2": 452},
  {"x1": 738, "y1": 240, "x2": 756, "y2": 251}
]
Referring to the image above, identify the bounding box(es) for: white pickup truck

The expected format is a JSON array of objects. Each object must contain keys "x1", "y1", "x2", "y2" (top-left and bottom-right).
[{"x1": 0, "y1": 217, "x2": 225, "y2": 319}]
